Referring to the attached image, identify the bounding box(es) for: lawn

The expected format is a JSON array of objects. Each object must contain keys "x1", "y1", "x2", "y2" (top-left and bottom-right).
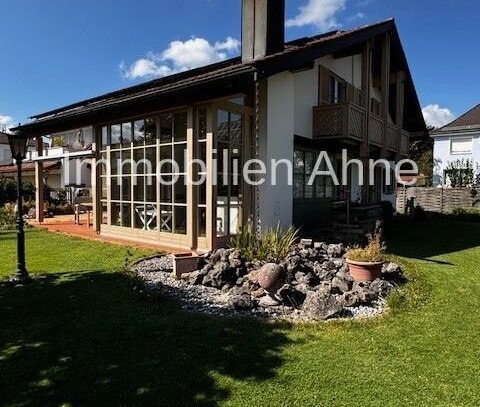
[{"x1": 0, "y1": 221, "x2": 479, "y2": 406}]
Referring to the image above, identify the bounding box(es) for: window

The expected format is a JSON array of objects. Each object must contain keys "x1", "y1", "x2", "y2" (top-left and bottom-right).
[
  {"x1": 294, "y1": 149, "x2": 335, "y2": 200},
  {"x1": 216, "y1": 110, "x2": 243, "y2": 237},
  {"x1": 329, "y1": 75, "x2": 346, "y2": 104},
  {"x1": 451, "y1": 138, "x2": 473, "y2": 154},
  {"x1": 100, "y1": 115, "x2": 162, "y2": 233},
  {"x1": 198, "y1": 108, "x2": 208, "y2": 238},
  {"x1": 159, "y1": 111, "x2": 188, "y2": 235}
]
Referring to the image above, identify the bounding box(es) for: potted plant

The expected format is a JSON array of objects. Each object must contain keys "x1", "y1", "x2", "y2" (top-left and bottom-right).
[{"x1": 346, "y1": 232, "x2": 386, "y2": 282}]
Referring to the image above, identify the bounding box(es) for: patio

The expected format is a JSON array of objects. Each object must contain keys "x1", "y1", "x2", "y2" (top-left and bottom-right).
[{"x1": 28, "y1": 214, "x2": 188, "y2": 254}]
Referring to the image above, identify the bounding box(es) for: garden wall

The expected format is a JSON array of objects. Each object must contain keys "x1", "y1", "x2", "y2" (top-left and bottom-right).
[{"x1": 396, "y1": 187, "x2": 476, "y2": 214}]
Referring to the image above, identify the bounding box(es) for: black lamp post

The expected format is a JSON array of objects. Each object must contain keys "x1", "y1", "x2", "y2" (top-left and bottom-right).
[{"x1": 8, "y1": 133, "x2": 29, "y2": 282}]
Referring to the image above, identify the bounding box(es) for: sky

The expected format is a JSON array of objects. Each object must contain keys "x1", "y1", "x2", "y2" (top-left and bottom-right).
[{"x1": 1, "y1": 0, "x2": 479, "y2": 131}]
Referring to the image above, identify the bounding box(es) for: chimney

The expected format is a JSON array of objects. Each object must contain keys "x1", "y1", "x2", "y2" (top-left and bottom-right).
[{"x1": 242, "y1": 0, "x2": 285, "y2": 62}]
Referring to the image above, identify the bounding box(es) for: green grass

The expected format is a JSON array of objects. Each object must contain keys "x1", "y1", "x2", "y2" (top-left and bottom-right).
[{"x1": 0, "y1": 221, "x2": 479, "y2": 406}]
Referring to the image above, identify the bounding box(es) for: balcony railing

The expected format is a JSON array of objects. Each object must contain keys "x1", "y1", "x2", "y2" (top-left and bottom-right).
[
  {"x1": 313, "y1": 102, "x2": 365, "y2": 142},
  {"x1": 313, "y1": 102, "x2": 410, "y2": 156}
]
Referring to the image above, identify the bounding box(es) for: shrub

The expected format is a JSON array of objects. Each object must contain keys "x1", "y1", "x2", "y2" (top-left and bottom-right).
[
  {"x1": 450, "y1": 207, "x2": 480, "y2": 222},
  {"x1": 230, "y1": 223, "x2": 300, "y2": 262},
  {"x1": 0, "y1": 177, "x2": 36, "y2": 206},
  {"x1": 347, "y1": 231, "x2": 386, "y2": 263},
  {"x1": 0, "y1": 204, "x2": 17, "y2": 230}
]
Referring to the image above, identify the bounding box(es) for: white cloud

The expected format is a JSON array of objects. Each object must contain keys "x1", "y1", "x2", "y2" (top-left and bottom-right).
[
  {"x1": 422, "y1": 104, "x2": 456, "y2": 128},
  {"x1": 121, "y1": 36, "x2": 240, "y2": 80},
  {"x1": 348, "y1": 12, "x2": 366, "y2": 21},
  {"x1": 0, "y1": 115, "x2": 15, "y2": 133},
  {"x1": 286, "y1": 0, "x2": 347, "y2": 30}
]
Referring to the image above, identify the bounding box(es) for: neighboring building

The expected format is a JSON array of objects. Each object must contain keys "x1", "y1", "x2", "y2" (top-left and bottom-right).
[
  {"x1": 11, "y1": 0, "x2": 426, "y2": 251},
  {"x1": 431, "y1": 104, "x2": 480, "y2": 186},
  {"x1": 0, "y1": 131, "x2": 37, "y2": 179},
  {"x1": 0, "y1": 131, "x2": 14, "y2": 165},
  {"x1": 0, "y1": 130, "x2": 91, "y2": 195}
]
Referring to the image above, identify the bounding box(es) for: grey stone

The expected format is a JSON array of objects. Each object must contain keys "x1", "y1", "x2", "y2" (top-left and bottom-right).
[
  {"x1": 182, "y1": 270, "x2": 204, "y2": 285},
  {"x1": 228, "y1": 287, "x2": 255, "y2": 311},
  {"x1": 300, "y1": 239, "x2": 313, "y2": 248},
  {"x1": 259, "y1": 295, "x2": 281, "y2": 307},
  {"x1": 369, "y1": 278, "x2": 395, "y2": 297},
  {"x1": 327, "y1": 243, "x2": 344, "y2": 258},
  {"x1": 302, "y1": 291, "x2": 343, "y2": 320},
  {"x1": 331, "y1": 276, "x2": 352, "y2": 294},
  {"x1": 277, "y1": 284, "x2": 306, "y2": 308}
]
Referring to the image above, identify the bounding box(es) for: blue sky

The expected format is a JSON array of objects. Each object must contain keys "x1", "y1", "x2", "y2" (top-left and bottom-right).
[{"x1": 1, "y1": 0, "x2": 479, "y2": 130}]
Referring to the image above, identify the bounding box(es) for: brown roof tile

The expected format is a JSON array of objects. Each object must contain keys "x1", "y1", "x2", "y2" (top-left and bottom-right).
[{"x1": 432, "y1": 103, "x2": 480, "y2": 134}]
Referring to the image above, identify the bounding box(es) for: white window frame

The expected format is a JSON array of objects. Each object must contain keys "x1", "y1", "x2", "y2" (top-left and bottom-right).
[{"x1": 450, "y1": 137, "x2": 473, "y2": 155}]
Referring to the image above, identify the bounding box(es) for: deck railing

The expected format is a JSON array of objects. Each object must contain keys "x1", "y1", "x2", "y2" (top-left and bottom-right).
[
  {"x1": 313, "y1": 102, "x2": 410, "y2": 156},
  {"x1": 313, "y1": 102, "x2": 364, "y2": 141}
]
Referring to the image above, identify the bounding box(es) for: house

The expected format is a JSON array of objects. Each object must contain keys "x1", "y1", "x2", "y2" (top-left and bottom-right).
[
  {"x1": 0, "y1": 131, "x2": 38, "y2": 182},
  {"x1": 10, "y1": 0, "x2": 426, "y2": 251},
  {"x1": 0, "y1": 130, "x2": 90, "y2": 198},
  {"x1": 431, "y1": 104, "x2": 480, "y2": 186},
  {"x1": 0, "y1": 131, "x2": 16, "y2": 165}
]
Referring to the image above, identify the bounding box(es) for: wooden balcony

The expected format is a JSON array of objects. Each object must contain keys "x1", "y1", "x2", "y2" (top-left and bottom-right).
[
  {"x1": 313, "y1": 102, "x2": 410, "y2": 156},
  {"x1": 312, "y1": 102, "x2": 365, "y2": 142}
]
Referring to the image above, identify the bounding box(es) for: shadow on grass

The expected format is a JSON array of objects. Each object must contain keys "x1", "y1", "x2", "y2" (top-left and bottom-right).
[
  {"x1": 0, "y1": 271, "x2": 292, "y2": 406},
  {"x1": 387, "y1": 217, "x2": 480, "y2": 263}
]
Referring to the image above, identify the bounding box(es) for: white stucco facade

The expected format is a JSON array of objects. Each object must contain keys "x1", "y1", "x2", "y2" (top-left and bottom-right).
[
  {"x1": 258, "y1": 72, "x2": 295, "y2": 228},
  {"x1": 432, "y1": 132, "x2": 480, "y2": 186},
  {"x1": 292, "y1": 54, "x2": 363, "y2": 138},
  {"x1": 0, "y1": 143, "x2": 11, "y2": 165},
  {"x1": 257, "y1": 53, "x2": 389, "y2": 229}
]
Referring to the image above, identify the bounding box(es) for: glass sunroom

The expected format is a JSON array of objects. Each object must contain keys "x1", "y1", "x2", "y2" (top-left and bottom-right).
[{"x1": 96, "y1": 98, "x2": 253, "y2": 251}]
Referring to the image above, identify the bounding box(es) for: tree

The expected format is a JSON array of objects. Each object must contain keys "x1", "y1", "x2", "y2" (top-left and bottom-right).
[{"x1": 409, "y1": 125, "x2": 435, "y2": 186}]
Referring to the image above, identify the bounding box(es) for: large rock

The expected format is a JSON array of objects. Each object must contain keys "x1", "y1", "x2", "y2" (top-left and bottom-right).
[
  {"x1": 227, "y1": 287, "x2": 255, "y2": 311},
  {"x1": 327, "y1": 243, "x2": 344, "y2": 258},
  {"x1": 277, "y1": 284, "x2": 306, "y2": 308},
  {"x1": 182, "y1": 270, "x2": 205, "y2": 285},
  {"x1": 257, "y1": 263, "x2": 287, "y2": 294},
  {"x1": 302, "y1": 291, "x2": 343, "y2": 320},
  {"x1": 331, "y1": 276, "x2": 352, "y2": 294},
  {"x1": 294, "y1": 271, "x2": 319, "y2": 287},
  {"x1": 202, "y1": 262, "x2": 237, "y2": 288},
  {"x1": 369, "y1": 278, "x2": 395, "y2": 298}
]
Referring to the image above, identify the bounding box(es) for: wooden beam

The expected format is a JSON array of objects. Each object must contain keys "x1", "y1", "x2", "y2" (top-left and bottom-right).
[
  {"x1": 396, "y1": 71, "x2": 406, "y2": 160},
  {"x1": 361, "y1": 40, "x2": 372, "y2": 204},
  {"x1": 91, "y1": 127, "x2": 100, "y2": 233},
  {"x1": 205, "y1": 105, "x2": 217, "y2": 251},
  {"x1": 34, "y1": 137, "x2": 44, "y2": 223},
  {"x1": 186, "y1": 106, "x2": 197, "y2": 250},
  {"x1": 381, "y1": 33, "x2": 391, "y2": 156}
]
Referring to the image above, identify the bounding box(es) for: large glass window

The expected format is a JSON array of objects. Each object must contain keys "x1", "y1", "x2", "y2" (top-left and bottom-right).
[
  {"x1": 216, "y1": 110, "x2": 243, "y2": 237},
  {"x1": 158, "y1": 112, "x2": 188, "y2": 235},
  {"x1": 294, "y1": 149, "x2": 335, "y2": 200},
  {"x1": 198, "y1": 108, "x2": 208, "y2": 238},
  {"x1": 100, "y1": 116, "x2": 160, "y2": 232}
]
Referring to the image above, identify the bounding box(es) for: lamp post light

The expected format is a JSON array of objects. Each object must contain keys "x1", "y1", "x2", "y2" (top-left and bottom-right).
[{"x1": 8, "y1": 133, "x2": 29, "y2": 282}]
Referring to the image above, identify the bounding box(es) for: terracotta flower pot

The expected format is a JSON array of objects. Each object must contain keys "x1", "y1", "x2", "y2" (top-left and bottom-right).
[{"x1": 346, "y1": 259, "x2": 383, "y2": 282}]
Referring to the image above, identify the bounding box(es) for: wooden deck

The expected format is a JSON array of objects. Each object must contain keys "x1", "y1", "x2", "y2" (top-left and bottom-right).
[{"x1": 28, "y1": 215, "x2": 189, "y2": 254}]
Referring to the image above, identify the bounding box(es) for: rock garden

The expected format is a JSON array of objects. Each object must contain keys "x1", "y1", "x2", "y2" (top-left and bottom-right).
[{"x1": 133, "y1": 225, "x2": 406, "y2": 322}]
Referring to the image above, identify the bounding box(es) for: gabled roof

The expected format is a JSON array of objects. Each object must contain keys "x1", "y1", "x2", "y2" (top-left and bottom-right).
[
  {"x1": 431, "y1": 104, "x2": 480, "y2": 136},
  {"x1": 12, "y1": 18, "x2": 425, "y2": 135}
]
